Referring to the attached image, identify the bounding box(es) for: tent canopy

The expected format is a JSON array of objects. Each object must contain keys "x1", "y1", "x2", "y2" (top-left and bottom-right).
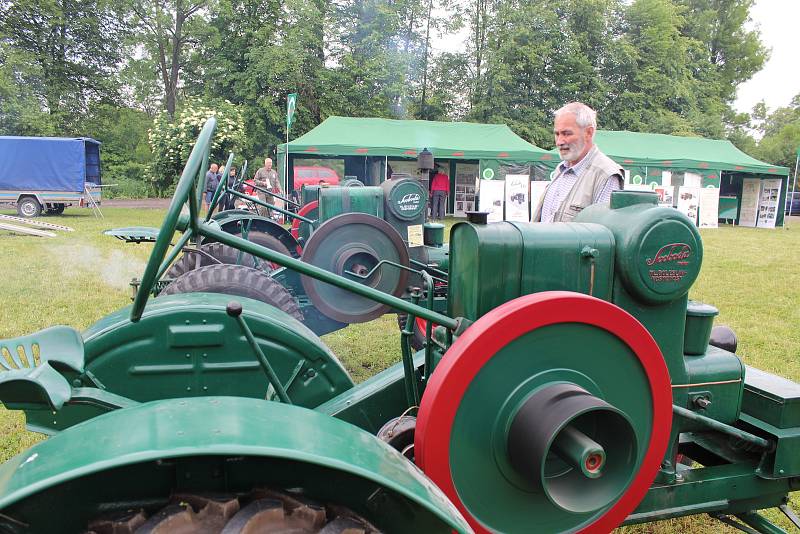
[
  {"x1": 587, "y1": 130, "x2": 788, "y2": 176},
  {"x1": 278, "y1": 116, "x2": 549, "y2": 161}
]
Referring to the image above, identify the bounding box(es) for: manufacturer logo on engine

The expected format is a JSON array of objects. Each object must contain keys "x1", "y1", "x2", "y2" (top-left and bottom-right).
[
  {"x1": 645, "y1": 243, "x2": 691, "y2": 266},
  {"x1": 399, "y1": 193, "x2": 420, "y2": 205},
  {"x1": 646, "y1": 243, "x2": 691, "y2": 284}
]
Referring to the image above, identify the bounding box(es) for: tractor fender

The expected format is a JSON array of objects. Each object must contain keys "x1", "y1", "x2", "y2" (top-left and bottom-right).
[
  {"x1": 0, "y1": 397, "x2": 472, "y2": 534},
  {"x1": 24, "y1": 293, "x2": 355, "y2": 434},
  {"x1": 214, "y1": 213, "x2": 301, "y2": 257}
]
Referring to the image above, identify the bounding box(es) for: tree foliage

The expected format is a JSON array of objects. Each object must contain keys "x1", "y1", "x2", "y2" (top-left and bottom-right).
[
  {"x1": 147, "y1": 98, "x2": 247, "y2": 193},
  {"x1": 0, "y1": 0, "x2": 786, "y2": 195}
]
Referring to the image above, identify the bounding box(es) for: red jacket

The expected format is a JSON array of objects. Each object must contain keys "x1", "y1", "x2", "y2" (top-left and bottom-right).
[{"x1": 431, "y1": 172, "x2": 450, "y2": 193}]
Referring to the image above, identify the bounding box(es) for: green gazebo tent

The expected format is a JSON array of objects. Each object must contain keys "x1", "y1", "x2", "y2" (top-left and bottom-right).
[
  {"x1": 542, "y1": 130, "x2": 790, "y2": 226},
  {"x1": 278, "y1": 116, "x2": 549, "y2": 161}
]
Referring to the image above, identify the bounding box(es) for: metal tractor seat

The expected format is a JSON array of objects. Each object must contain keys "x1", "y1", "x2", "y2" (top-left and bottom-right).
[{"x1": 0, "y1": 326, "x2": 85, "y2": 410}]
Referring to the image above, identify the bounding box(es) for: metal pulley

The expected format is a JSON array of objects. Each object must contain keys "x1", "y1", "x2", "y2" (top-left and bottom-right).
[
  {"x1": 415, "y1": 291, "x2": 672, "y2": 534},
  {"x1": 300, "y1": 213, "x2": 410, "y2": 323}
]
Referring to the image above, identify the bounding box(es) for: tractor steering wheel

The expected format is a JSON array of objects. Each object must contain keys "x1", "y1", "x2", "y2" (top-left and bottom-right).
[{"x1": 130, "y1": 117, "x2": 218, "y2": 322}]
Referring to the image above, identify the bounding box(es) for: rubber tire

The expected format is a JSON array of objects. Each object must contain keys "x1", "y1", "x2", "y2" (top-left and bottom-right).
[
  {"x1": 165, "y1": 242, "x2": 275, "y2": 279},
  {"x1": 234, "y1": 231, "x2": 293, "y2": 257},
  {"x1": 46, "y1": 203, "x2": 65, "y2": 215},
  {"x1": 17, "y1": 197, "x2": 42, "y2": 218},
  {"x1": 396, "y1": 313, "x2": 426, "y2": 351},
  {"x1": 161, "y1": 264, "x2": 303, "y2": 322}
]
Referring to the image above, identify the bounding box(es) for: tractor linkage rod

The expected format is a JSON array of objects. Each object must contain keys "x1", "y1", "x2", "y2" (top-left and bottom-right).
[
  {"x1": 247, "y1": 182, "x2": 301, "y2": 208},
  {"x1": 226, "y1": 301, "x2": 291, "y2": 404},
  {"x1": 200, "y1": 222, "x2": 460, "y2": 331},
  {"x1": 226, "y1": 189, "x2": 313, "y2": 224},
  {"x1": 672, "y1": 405, "x2": 771, "y2": 450}
]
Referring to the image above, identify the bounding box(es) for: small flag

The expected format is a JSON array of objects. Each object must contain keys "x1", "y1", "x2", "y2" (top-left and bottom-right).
[{"x1": 287, "y1": 93, "x2": 298, "y2": 130}]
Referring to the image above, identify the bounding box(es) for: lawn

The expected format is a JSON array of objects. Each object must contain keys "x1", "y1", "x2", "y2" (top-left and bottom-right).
[{"x1": 0, "y1": 206, "x2": 798, "y2": 532}]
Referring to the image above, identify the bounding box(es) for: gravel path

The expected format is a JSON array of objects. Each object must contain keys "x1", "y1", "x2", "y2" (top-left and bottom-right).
[{"x1": 102, "y1": 198, "x2": 171, "y2": 209}]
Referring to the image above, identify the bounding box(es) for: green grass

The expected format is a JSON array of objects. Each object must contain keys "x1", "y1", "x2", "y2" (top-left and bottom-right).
[{"x1": 0, "y1": 207, "x2": 798, "y2": 531}]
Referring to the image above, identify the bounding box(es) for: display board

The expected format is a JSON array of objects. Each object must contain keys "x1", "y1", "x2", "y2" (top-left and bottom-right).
[
  {"x1": 757, "y1": 178, "x2": 782, "y2": 229},
  {"x1": 504, "y1": 174, "x2": 530, "y2": 222},
  {"x1": 530, "y1": 181, "x2": 549, "y2": 222},
  {"x1": 698, "y1": 187, "x2": 720, "y2": 228},
  {"x1": 655, "y1": 186, "x2": 674, "y2": 207},
  {"x1": 454, "y1": 169, "x2": 478, "y2": 217},
  {"x1": 677, "y1": 186, "x2": 700, "y2": 224},
  {"x1": 739, "y1": 178, "x2": 761, "y2": 227},
  {"x1": 478, "y1": 179, "x2": 505, "y2": 222}
]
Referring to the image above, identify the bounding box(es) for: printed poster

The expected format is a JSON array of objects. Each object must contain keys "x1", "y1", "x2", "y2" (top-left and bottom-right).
[
  {"x1": 698, "y1": 187, "x2": 719, "y2": 228},
  {"x1": 478, "y1": 179, "x2": 505, "y2": 222},
  {"x1": 677, "y1": 186, "x2": 700, "y2": 225},
  {"x1": 739, "y1": 178, "x2": 761, "y2": 227},
  {"x1": 757, "y1": 178, "x2": 782, "y2": 229},
  {"x1": 530, "y1": 181, "x2": 550, "y2": 222},
  {"x1": 655, "y1": 186, "x2": 674, "y2": 208},
  {"x1": 505, "y1": 174, "x2": 530, "y2": 222},
  {"x1": 407, "y1": 224, "x2": 423, "y2": 247}
]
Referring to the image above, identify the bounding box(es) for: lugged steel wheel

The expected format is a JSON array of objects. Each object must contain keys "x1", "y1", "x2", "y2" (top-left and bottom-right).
[
  {"x1": 87, "y1": 488, "x2": 380, "y2": 533},
  {"x1": 165, "y1": 242, "x2": 277, "y2": 279},
  {"x1": 161, "y1": 264, "x2": 303, "y2": 322}
]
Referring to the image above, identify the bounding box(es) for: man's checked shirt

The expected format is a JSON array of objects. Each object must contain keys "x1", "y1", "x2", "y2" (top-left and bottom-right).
[{"x1": 540, "y1": 146, "x2": 622, "y2": 223}]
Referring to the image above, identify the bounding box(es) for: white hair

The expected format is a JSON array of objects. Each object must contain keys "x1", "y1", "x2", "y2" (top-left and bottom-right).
[{"x1": 555, "y1": 102, "x2": 597, "y2": 129}]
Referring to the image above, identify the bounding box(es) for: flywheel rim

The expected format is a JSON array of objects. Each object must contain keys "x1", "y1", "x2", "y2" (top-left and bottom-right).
[{"x1": 415, "y1": 291, "x2": 672, "y2": 534}]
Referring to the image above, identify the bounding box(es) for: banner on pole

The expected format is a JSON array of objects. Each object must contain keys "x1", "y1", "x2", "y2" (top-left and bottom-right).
[{"x1": 287, "y1": 93, "x2": 298, "y2": 130}]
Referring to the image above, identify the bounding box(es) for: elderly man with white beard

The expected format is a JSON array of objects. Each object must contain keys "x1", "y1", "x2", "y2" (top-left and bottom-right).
[{"x1": 532, "y1": 102, "x2": 624, "y2": 223}]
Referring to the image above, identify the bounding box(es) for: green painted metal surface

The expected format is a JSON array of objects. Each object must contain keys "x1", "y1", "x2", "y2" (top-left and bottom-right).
[
  {"x1": 317, "y1": 352, "x2": 426, "y2": 432},
  {"x1": 627, "y1": 461, "x2": 798, "y2": 524},
  {"x1": 682, "y1": 345, "x2": 744, "y2": 426},
  {"x1": 743, "y1": 366, "x2": 800, "y2": 429},
  {"x1": 24, "y1": 292, "x2": 355, "y2": 433},
  {"x1": 318, "y1": 186, "x2": 384, "y2": 222},
  {"x1": 0, "y1": 397, "x2": 471, "y2": 533},
  {"x1": 0, "y1": 326, "x2": 84, "y2": 411},
  {"x1": 382, "y1": 177, "x2": 427, "y2": 222},
  {"x1": 447, "y1": 220, "x2": 614, "y2": 321},
  {"x1": 684, "y1": 301, "x2": 719, "y2": 355},
  {"x1": 448, "y1": 322, "x2": 654, "y2": 532}
]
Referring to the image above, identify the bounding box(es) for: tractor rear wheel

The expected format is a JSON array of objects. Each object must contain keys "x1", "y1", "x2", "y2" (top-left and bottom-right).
[
  {"x1": 87, "y1": 488, "x2": 379, "y2": 533},
  {"x1": 160, "y1": 264, "x2": 303, "y2": 322},
  {"x1": 165, "y1": 242, "x2": 275, "y2": 279}
]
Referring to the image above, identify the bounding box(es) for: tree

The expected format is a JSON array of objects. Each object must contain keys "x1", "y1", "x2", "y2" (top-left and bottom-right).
[
  {"x1": 676, "y1": 0, "x2": 767, "y2": 102},
  {"x1": 0, "y1": 0, "x2": 128, "y2": 131},
  {"x1": 754, "y1": 95, "x2": 800, "y2": 179},
  {"x1": 131, "y1": 0, "x2": 209, "y2": 118}
]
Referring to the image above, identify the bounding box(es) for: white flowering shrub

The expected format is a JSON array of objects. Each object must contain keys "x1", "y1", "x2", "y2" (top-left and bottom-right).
[{"x1": 147, "y1": 99, "x2": 246, "y2": 194}]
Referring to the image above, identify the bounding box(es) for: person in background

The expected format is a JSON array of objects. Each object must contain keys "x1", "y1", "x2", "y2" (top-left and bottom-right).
[
  {"x1": 223, "y1": 166, "x2": 237, "y2": 210},
  {"x1": 430, "y1": 164, "x2": 450, "y2": 221},
  {"x1": 204, "y1": 163, "x2": 220, "y2": 211},
  {"x1": 253, "y1": 157, "x2": 281, "y2": 219},
  {"x1": 532, "y1": 102, "x2": 623, "y2": 223}
]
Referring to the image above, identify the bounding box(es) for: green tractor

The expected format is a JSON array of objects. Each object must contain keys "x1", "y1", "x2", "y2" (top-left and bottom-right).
[
  {"x1": 0, "y1": 118, "x2": 798, "y2": 533},
  {"x1": 109, "y1": 148, "x2": 448, "y2": 342}
]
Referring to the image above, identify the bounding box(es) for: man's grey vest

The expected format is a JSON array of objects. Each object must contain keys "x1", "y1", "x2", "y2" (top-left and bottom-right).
[{"x1": 532, "y1": 148, "x2": 624, "y2": 223}]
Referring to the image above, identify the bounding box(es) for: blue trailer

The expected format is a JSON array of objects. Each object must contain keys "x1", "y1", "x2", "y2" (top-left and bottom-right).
[{"x1": 0, "y1": 136, "x2": 102, "y2": 217}]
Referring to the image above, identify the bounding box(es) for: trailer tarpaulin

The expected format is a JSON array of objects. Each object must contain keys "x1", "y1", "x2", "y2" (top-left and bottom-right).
[{"x1": 0, "y1": 137, "x2": 100, "y2": 191}]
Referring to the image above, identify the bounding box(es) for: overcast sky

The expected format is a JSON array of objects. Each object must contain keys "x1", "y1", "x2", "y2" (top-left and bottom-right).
[{"x1": 734, "y1": 0, "x2": 800, "y2": 113}]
